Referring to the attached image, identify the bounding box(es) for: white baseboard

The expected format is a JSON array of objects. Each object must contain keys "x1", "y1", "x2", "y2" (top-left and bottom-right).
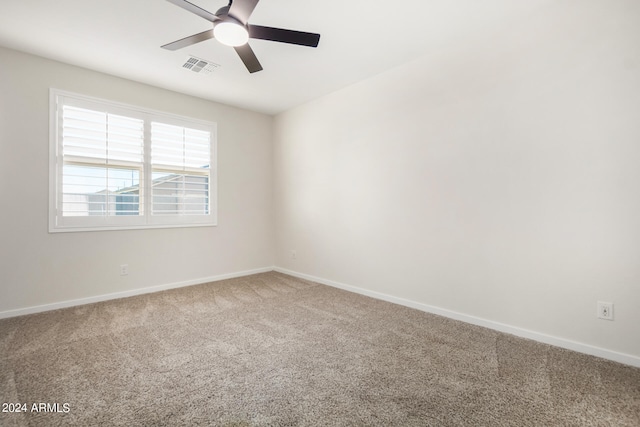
[
  {"x1": 274, "y1": 267, "x2": 640, "y2": 368},
  {"x1": 3, "y1": 265, "x2": 638, "y2": 368},
  {"x1": 0, "y1": 266, "x2": 274, "y2": 320}
]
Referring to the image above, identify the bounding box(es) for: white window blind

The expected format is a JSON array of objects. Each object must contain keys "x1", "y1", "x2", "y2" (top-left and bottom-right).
[
  {"x1": 61, "y1": 106, "x2": 144, "y2": 217},
  {"x1": 151, "y1": 122, "x2": 210, "y2": 216},
  {"x1": 50, "y1": 89, "x2": 217, "y2": 232}
]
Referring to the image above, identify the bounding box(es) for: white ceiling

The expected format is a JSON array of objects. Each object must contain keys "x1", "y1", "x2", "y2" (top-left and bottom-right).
[{"x1": 0, "y1": 0, "x2": 552, "y2": 115}]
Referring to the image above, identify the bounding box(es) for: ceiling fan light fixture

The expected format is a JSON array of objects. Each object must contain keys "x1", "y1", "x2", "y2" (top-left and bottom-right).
[
  {"x1": 162, "y1": 0, "x2": 321, "y2": 73},
  {"x1": 214, "y1": 20, "x2": 249, "y2": 47}
]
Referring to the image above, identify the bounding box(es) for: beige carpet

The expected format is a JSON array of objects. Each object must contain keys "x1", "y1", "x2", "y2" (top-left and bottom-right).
[{"x1": 0, "y1": 272, "x2": 638, "y2": 426}]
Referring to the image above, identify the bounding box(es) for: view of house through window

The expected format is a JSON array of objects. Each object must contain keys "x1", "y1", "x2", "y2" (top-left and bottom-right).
[
  {"x1": 50, "y1": 90, "x2": 217, "y2": 232},
  {"x1": 62, "y1": 165, "x2": 142, "y2": 216}
]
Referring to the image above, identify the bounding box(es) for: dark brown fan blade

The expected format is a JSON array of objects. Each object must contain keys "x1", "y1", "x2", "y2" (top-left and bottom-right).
[
  {"x1": 228, "y1": 0, "x2": 260, "y2": 24},
  {"x1": 234, "y1": 44, "x2": 263, "y2": 73},
  {"x1": 161, "y1": 29, "x2": 214, "y2": 50},
  {"x1": 248, "y1": 25, "x2": 320, "y2": 47},
  {"x1": 166, "y1": 0, "x2": 218, "y2": 23}
]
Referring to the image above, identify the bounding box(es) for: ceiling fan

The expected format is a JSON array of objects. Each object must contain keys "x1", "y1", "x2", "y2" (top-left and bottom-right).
[{"x1": 162, "y1": 0, "x2": 321, "y2": 73}]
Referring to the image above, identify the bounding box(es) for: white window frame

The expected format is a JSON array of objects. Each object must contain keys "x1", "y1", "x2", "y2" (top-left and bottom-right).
[{"x1": 49, "y1": 89, "x2": 217, "y2": 233}]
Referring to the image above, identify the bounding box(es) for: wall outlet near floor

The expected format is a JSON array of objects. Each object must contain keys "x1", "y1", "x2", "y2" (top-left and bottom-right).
[
  {"x1": 291, "y1": 250, "x2": 297, "y2": 259},
  {"x1": 597, "y1": 301, "x2": 614, "y2": 320},
  {"x1": 120, "y1": 264, "x2": 129, "y2": 276}
]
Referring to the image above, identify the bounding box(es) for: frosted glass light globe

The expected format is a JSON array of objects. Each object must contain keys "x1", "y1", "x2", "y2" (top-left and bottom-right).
[{"x1": 214, "y1": 21, "x2": 249, "y2": 47}]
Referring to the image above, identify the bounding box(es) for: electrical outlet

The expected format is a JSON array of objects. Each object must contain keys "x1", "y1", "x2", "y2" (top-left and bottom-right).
[
  {"x1": 291, "y1": 250, "x2": 297, "y2": 259},
  {"x1": 597, "y1": 301, "x2": 614, "y2": 320},
  {"x1": 120, "y1": 264, "x2": 129, "y2": 276}
]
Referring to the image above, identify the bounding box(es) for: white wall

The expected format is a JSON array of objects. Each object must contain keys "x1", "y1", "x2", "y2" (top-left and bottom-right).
[
  {"x1": 0, "y1": 46, "x2": 274, "y2": 314},
  {"x1": 274, "y1": 0, "x2": 640, "y2": 360}
]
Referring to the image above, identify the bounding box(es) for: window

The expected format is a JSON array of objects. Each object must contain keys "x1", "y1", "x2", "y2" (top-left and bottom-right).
[{"x1": 49, "y1": 89, "x2": 217, "y2": 232}]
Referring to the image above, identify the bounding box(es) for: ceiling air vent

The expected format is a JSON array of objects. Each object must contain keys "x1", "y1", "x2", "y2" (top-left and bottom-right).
[{"x1": 182, "y1": 56, "x2": 220, "y2": 74}]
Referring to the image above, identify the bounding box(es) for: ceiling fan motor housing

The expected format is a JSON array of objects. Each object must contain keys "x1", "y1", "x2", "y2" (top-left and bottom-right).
[
  {"x1": 213, "y1": 5, "x2": 248, "y2": 31},
  {"x1": 215, "y1": 5, "x2": 231, "y2": 19}
]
